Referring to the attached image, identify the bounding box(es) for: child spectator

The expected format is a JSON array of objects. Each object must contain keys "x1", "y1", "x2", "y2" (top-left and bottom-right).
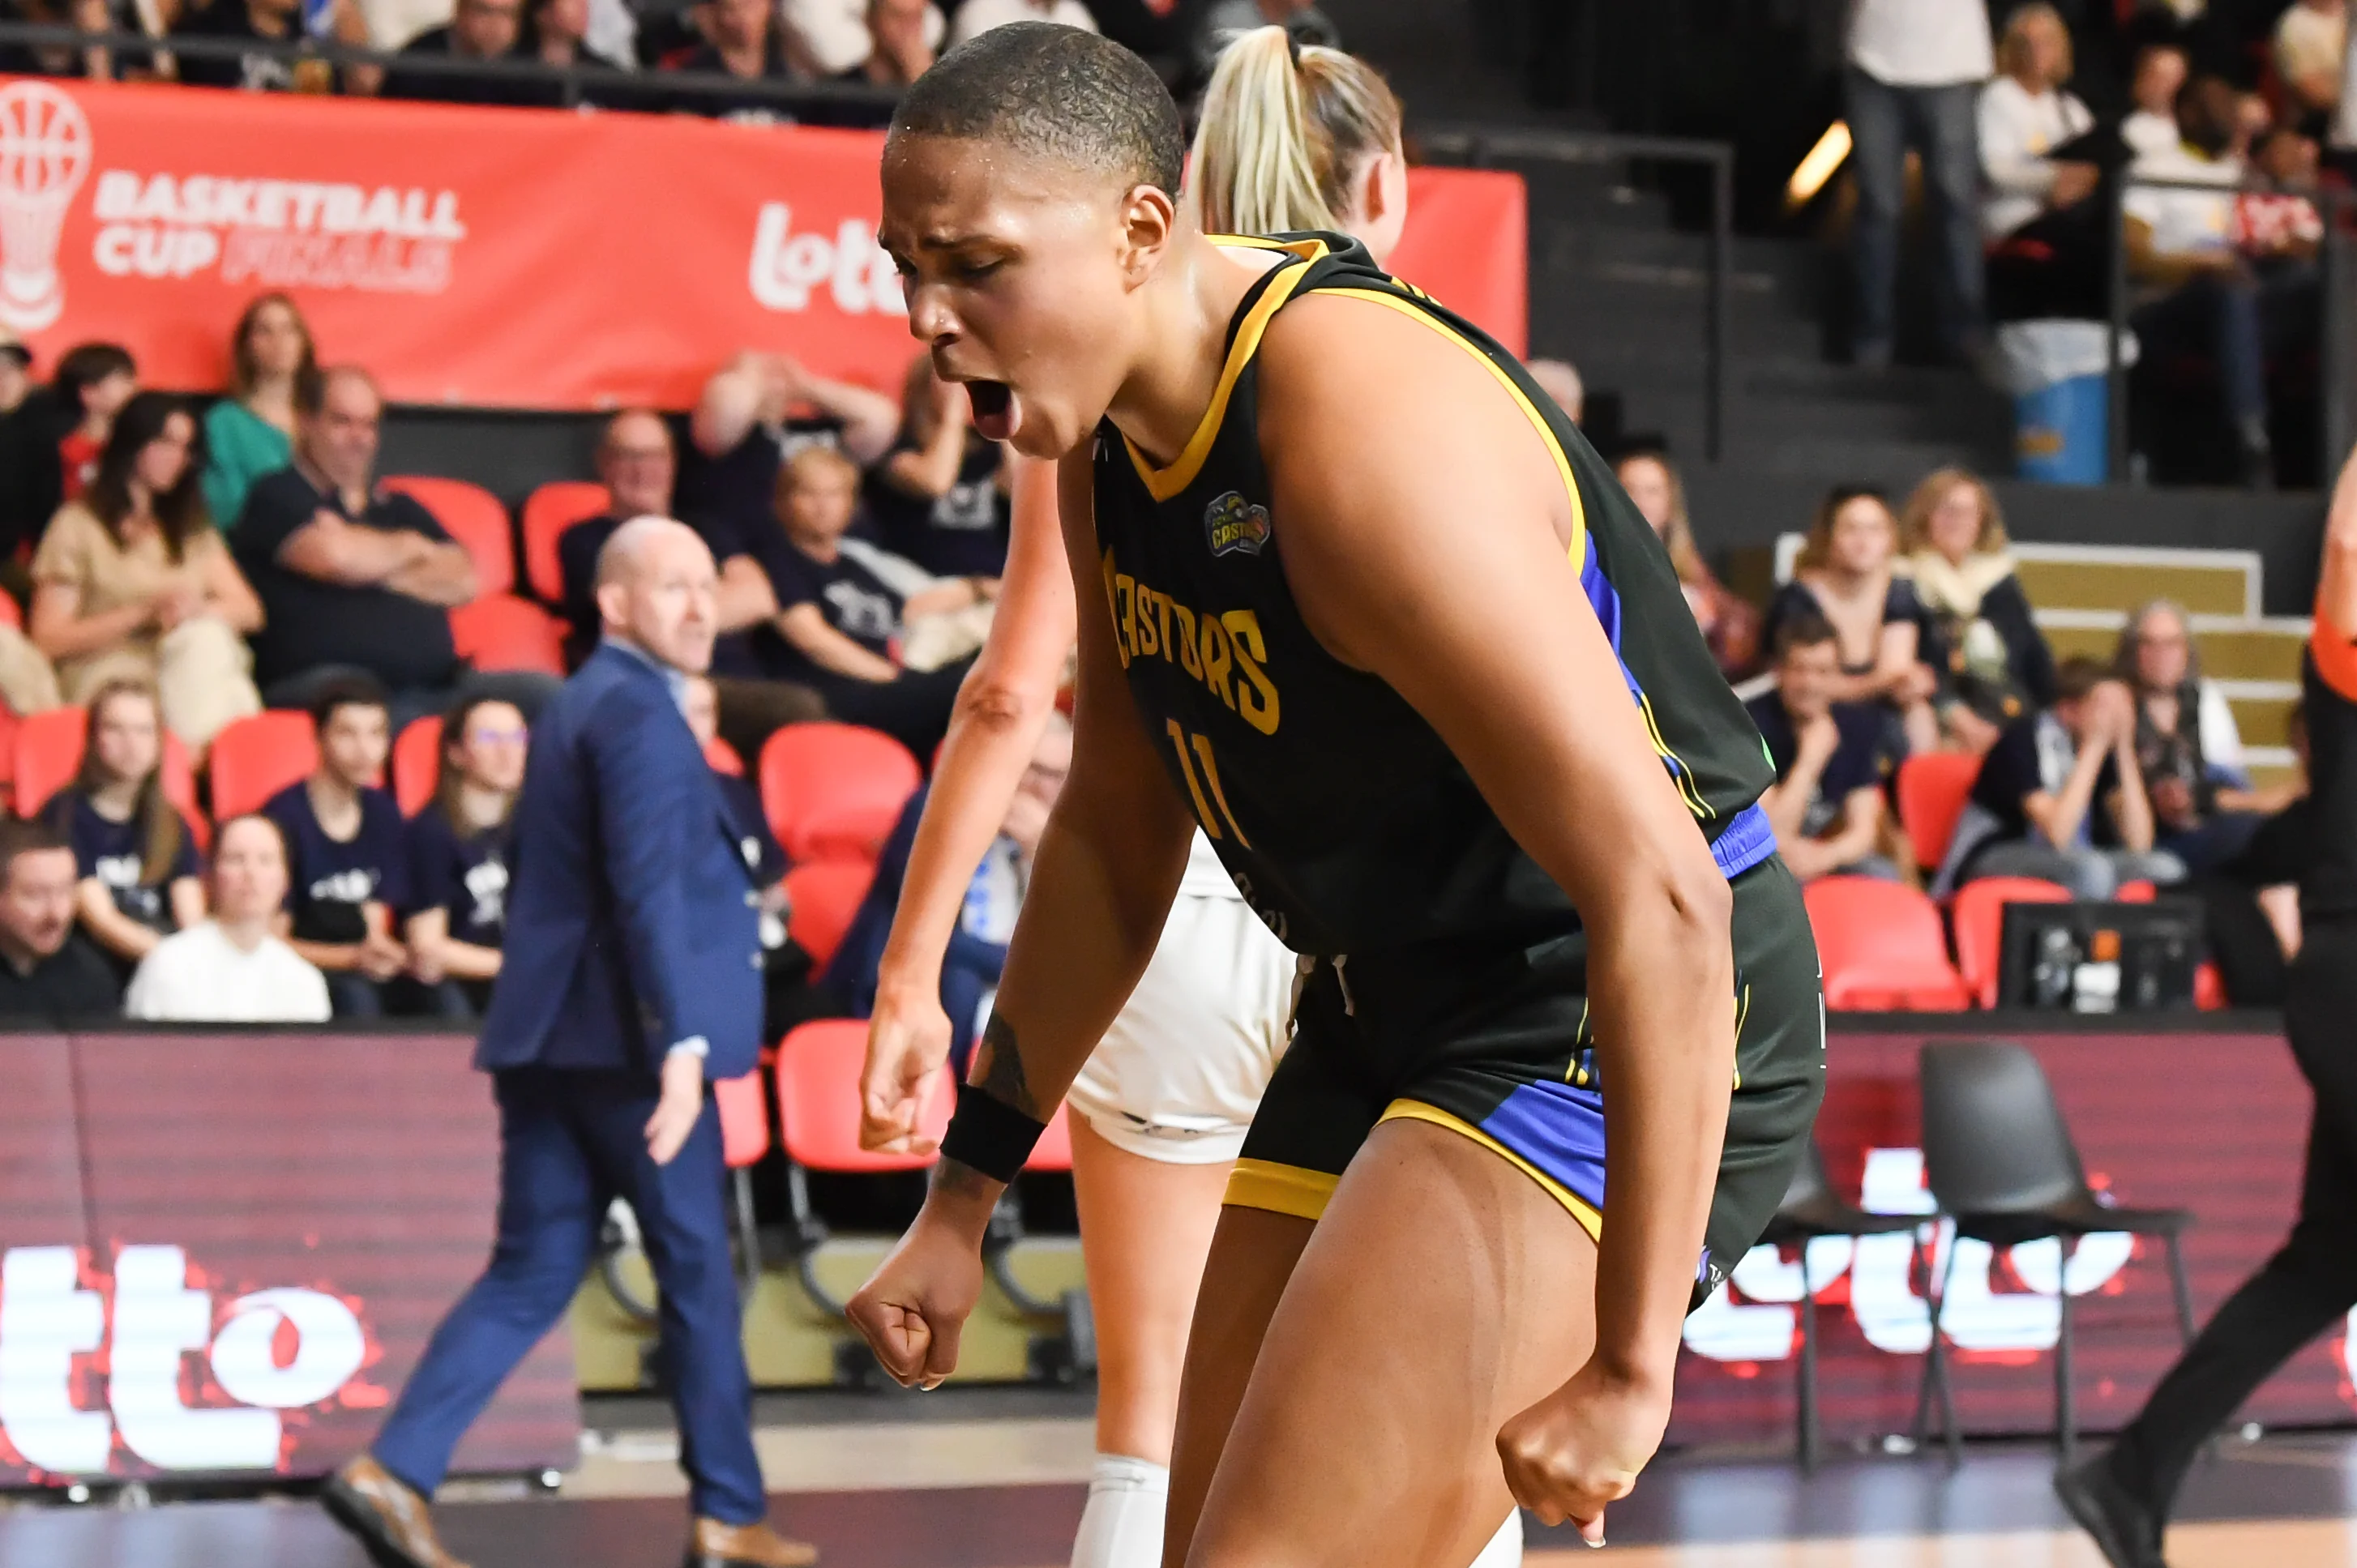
[
  {"x1": 753, "y1": 446, "x2": 986, "y2": 759},
  {"x1": 403, "y1": 695, "x2": 525, "y2": 1017},
  {"x1": 264, "y1": 677, "x2": 412, "y2": 1018},
  {"x1": 1614, "y1": 449, "x2": 1758, "y2": 677},
  {"x1": 1761, "y1": 485, "x2": 1939, "y2": 752},
  {"x1": 1936, "y1": 656, "x2": 2183, "y2": 898},
  {"x1": 29, "y1": 391, "x2": 265, "y2": 752},
  {"x1": 1896, "y1": 466, "x2": 2055, "y2": 753},
  {"x1": 1747, "y1": 609, "x2": 1905, "y2": 883},
  {"x1": 866, "y1": 352, "x2": 1011, "y2": 581},
  {"x1": 45, "y1": 681, "x2": 203, "y2": 979},
  {"x1": 125, "y1": 814, "x2": 332, "y2": 1023},
  {"x1": 202, "y1": 293, "x2": 315, "y2": 535}
]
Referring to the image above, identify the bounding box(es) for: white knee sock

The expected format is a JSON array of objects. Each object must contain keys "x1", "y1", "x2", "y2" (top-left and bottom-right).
[
  {"x1": 1071, "y1": 1454, "x2": 1170, "y2": 1568},
  {"x1": 1465, "y1": 1509, "x2": 1523, "y2": 1568}
]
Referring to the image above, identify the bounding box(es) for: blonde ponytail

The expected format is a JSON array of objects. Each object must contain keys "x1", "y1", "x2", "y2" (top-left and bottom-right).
[{"x1": 1189, "y1": 26, "x2": 1403, "y2": 238}]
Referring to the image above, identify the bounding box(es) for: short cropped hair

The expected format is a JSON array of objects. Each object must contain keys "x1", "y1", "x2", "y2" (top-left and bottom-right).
[
  {"x1": 1772, "y1": 607, "x2": 1838, "y2": 662},
  {"x1": 295, "y1": 364, "x2": 380, "y2": 419},
  {"x1": 890, "y1": 22, "x2": 1186, "y2": 197},
  {"x1": 0, "y1": 818, "x2": 70, "y2": 890},
  {"x1": 309, "y1": 673, "x2": 391, "y2": 732},
  {"x1": 2054, "y1": 656, "x2": 2111, "y2": 704}
]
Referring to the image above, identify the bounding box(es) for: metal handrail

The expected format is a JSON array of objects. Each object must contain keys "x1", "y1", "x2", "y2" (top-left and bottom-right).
[
  {"x1": 2103, "y1": 169, "x2": 2353, "y2": 483},
  {"x1": 0, "y1": 20, "x2": 904, "y2": 115},
  {"x1": 1417, "y1": 122, "x2": 1735, "y2": 460}
]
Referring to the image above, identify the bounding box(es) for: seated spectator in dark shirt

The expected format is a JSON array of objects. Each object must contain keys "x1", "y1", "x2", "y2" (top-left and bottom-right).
[
  {"x1": 403, "y1": 694, "x2": 524, "y2": 1018},
  {"x1": 1745, "y1": 610, "x2": 1905, "y2": 883},
  {"x1": 521, "y1": 0, "x2": 630, "y2": 91},
  {"x1": 1897, "y1": 468, "x2": 2057, "y2": 753},
  {"x1": 1760, "y1": 486, "x2": 1940, "y2": 754},
  {"x1": 385, "y1": 0, "x2": 567, "y2": 105},
  {"x1": 170, "y1": 0, "x2": 368, "y2": 91},
  {"x1": 0, "y1": 818, "x2": 122, "y2": 1022},
  {"x1": 1934, "y1": 656, "x2": 2187, "y2": 899},
  {"x1": 751, "y1": 446, "x2": 987, "y2": 760},
  {"x1": 263, "y1": 677, "x2": 413, "y2": 1019},
  {"x1": 866, "y1": 352, "x2": 1011, "y2": 581},
  {"x1": 558, "y1": 408, "x2": 823, "y2": 750},
  {"x1": 661, "y1": 0, "x2": 809, "y2": 122},
  {"x1": 0, "y1": 0, "x2": 117, "y2": 79},
  {"x1": 675, "y1": 352, "x2": 899, "y2": 557},
  {"x1": 235, "y1": 367, "x2": 554, "y2": 728},
  {"x1": 838, "y1": 0, "x2": 933, "y2": 85},
  {"x1": 44, "y1": 681, "x2": 203, "y2": 980}
]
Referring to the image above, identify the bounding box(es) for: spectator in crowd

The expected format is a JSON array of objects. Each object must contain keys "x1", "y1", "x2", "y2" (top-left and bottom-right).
[
  {"x1": 676, "y1": 352, "x2": 899, "y2": 553},
  {"x1": 1844, "y1": 0, "x2": 1991, "y2": 367},
  {"x1": 384, "y1": 0, "x2": 549, "y2": 105},
  {"x1": 2111, "y1": 597, "x2": 2269, "y2": 873},
  {"x1": 754, "y1": 445, "x2": 983, "y2": 759},
  {"x1": 403, "y1": 694, "x2": 524, "y2": 1016},
  {"x1": 1978, "y1": 4, "x2": 2102, "y2": 318},
  {"x1": 841, "y1": 0, "x2": 934, "y2": 84},
  {"x1": 30, "y1": 392, "x2": 265, "y2": 751},
  {"x1": 0, "y1": 819, "x2": 121, "y2": 1020},
  {"x1": 1612, "y1": 449, "x2": 1758, "y2": 677},
  {"x1": 237, "y1": 367, "x2": 554, "y2": 726},
  {"x1": 782, "y1": 0, "x2": 941, "y2": 75},
  {"x1": 2125, "y1": 74, "x2": 2305, "y2": 488},
  {"x1": 1936, "y1": 656, "x2": 2182, "y2": 898},
  {"x1": 1193, "y1": 0, "x2": 1337, "y2": 83},
  {"x1": 264, "y1": 677, "x2": 413, "y2": 1018},
  {"x1": 2123, "y1": 41, "x2": 2191, "y2": 161},
  {"x1": 1896, "y1": 466, "x2": 2055, "y2": 753},
  {"x1": 171, "y1": 0, "x2": 370, "y2": 92},
  {"x1": 948, "y1": 0, "x2": 1096, "y2": 48},
  {"x1": 1748, "y1": 609, "x2": 1904, "y2": 883},
  {"x1": 556, "y1": 409, "x2": 823, "y2": 754},
  {"x1": 2277, "y1": 0, "x2": 2347, "y2": 126},
  {"x1": 1528, "y1": 358, "x2": 1583, "y2": 425},
  {"x1": 827, "y1": 711, "x2": 1071, "y2": 1067},
  {"x1": 523, "y1": 0, "x2": 627, "y2": 78},
  {"x1": 44, "y1": 681, "x2": 203, "y2": 979},
  {"x1": 124, "y1": 814, "x2": 332, "y2": 1023},
  {"x1": 866, "y1": 353, "x2": 1010, "y2": 580},
  {"x1": 51, "y1": 342, "x2": 136, "y2": 511},
  {"x1": 0, "y1": 331, "x2": 36, "y2": 558},
  {"x1": 0, "y1": 0, "x2": 115, "y2": 79},
  {"x1": 661, "y1": 0, "x2": 807, "y2": 122},
  {"x1": 2238, "y1": 126, "x2": 2326, "y2": 267},
  {"x1": 202, "y1": 293, "x2": 315, "y2": 536},
  {"x1": 1762, "y1": 485, "x2": 1939, "y2": 753}
]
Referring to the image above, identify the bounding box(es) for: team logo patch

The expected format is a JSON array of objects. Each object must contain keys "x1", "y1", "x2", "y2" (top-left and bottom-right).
[{"x1": 1203, "y1": 490, "x2": 1272, "y2": 558}]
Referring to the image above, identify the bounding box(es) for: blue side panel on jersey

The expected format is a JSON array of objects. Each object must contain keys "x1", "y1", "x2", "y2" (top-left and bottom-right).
[{"x1": 1478, "y1": 1079, "x2": 1610, "y2": 1214}]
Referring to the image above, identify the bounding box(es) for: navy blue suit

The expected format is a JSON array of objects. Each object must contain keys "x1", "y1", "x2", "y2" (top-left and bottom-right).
[{"x1": 372, "y1": 642, "x2": 768, "y2": 1523}]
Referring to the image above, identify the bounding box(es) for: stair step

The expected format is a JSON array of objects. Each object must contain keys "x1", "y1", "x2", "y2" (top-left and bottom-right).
[{"x1": 2012, "y1": 545, "x2": 2260, "y2": 618}]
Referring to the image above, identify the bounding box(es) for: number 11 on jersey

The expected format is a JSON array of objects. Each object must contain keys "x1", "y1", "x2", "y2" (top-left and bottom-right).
[{"x1": 1166, "y1": 720, "x2": 1251, "y2": 847}]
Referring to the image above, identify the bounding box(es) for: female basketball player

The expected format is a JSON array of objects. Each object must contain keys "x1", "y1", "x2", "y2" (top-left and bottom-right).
[
  {"x1": 849, "y1": 23, "x2": 1823, "y2": 1565},
  {"x1": 856, "y1": 30, "x2": 1525, "y2": 1568}
]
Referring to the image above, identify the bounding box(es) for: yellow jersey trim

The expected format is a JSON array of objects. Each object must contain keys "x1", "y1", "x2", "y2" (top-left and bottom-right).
[
  {"x1": 1123, "y1": 237, "x2": 1331, "y2": 504},
  {"x1": 1377, "y1": 1100, "x2": 1603, "y2": 1244},
  {"x1": 1224, "y1": 1157, "x2": 1338, "y2": 1221}
]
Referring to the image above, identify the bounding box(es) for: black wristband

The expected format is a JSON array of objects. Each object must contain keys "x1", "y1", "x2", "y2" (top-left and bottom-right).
[{"x1": 938, "y1": 1081, "x2": 1048, "y2": 1185}]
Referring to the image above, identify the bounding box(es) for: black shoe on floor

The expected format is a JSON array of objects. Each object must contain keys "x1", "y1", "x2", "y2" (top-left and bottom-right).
[{"x1": 2054, "y1": 1451, "x2": 2167, "y2": 1568}]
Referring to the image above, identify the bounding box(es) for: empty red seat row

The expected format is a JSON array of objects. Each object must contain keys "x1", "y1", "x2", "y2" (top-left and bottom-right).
[{"x1": 382, "y1": 474, "x2": 614, "y2": 609}]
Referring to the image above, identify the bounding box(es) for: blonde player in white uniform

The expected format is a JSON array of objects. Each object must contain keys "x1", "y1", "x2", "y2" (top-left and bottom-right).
[{"x1": 858, "y1": 28, "x2": 1522, "y2": 1568}]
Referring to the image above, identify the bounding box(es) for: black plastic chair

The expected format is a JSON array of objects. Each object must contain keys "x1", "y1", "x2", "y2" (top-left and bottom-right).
[
  {"x1": 1910, "y1": 1040, "x2": 2197, "y2": 1468},
  {"x1": 1757, "y1": 1140, "x2": 1925, "y2": 1472}
]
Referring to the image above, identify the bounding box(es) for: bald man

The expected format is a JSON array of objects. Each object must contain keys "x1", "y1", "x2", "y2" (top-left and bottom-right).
[{"x1": 326, "y1": 519, "x2": 815, "y2": 1568}]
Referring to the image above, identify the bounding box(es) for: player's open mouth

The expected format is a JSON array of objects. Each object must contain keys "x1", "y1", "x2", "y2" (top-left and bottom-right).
[{"x1": 967, "y1": 379, "x2": 1016, "y2": 442}]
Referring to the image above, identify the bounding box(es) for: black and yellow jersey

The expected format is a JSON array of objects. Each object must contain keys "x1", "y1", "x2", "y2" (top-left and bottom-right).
[{"x1": 1089, "y1": 233, "x2": 1777, "y2": 956}]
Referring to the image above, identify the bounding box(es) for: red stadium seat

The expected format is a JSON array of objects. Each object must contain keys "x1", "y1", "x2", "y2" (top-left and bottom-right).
[
  {"x1": 520, "y1": 481, "x2": 610, "y2": 604},
  {"x1": 208, "y1": 710, "x2": 319, "y2": 822},
  {"x1": 15, "y1": 706, "x2": 207, "y2": 844},
  {"x1": 2115, "y1": 880, "x2": 2158, "y2": 904},
  {"x1": 705, "y1": 737, "x2": 744, "y2": 776},
  {"x1": 392, "y1": 715, "x2": 443, "y2": 817},
  {"x1": 759, "y1": 722, "x2": 921, "y2": 865},
  {"x1": 383, "y1": 476, "x2": 515, "y2": 597},
  {"x1": 1948, "y1": 875, "x2": 2071, "y2": 1010},
  {"x1": 784, "y1": 860, "x2": 872, "y2": 970},
  {"x1": 2195, "y1": 960, "x2": 2227, "y2": 1010},
  {"x1": 449, "y1": 594, "x2": 567, "y2": 676},
  {"x1": 1805, "y1": 875, "x2": 1971, "y2": 1011},
  {"x1": 713, "y1": 1069, "x2": 770, "y2": 1169},
  {"x1": 1895, "y1": 752, "x2": 1978, "y2": 874},
  {"x1": 774, "y1": 1019, "x2": 947, "y2": 1176}
]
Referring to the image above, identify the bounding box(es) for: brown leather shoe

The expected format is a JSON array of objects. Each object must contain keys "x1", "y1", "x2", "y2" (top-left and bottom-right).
[
  {"x1": 686, "y1": 1515, "x2": 819, "y2": 1567},
  {"x1": 320, "y1": 1454, "x2": 472, "y2": 1568}
]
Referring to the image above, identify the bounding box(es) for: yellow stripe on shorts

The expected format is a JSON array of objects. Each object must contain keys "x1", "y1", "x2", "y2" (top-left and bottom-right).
[
  {"x1": 1224, "y1": 1158, "x2": 1339, "y2": 1220},
  {"x1": 1377, "y1": 1100, "x2": 1603, "y2": 1244}
]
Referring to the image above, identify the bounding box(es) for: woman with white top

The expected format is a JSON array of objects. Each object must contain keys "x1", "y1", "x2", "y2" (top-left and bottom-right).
[
  {"x1": 1978, "y1": 4, "x2": 2102, "y2": 319},
  {"x1": 125, "y1": 814, "x2": 332, "y2": 1023},
  {"x1": 856, "y1": 29, "x2": 1522, "y2": 1568}
]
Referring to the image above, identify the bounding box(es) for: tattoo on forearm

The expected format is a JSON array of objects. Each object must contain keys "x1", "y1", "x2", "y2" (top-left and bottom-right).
[{"x1": 970, "y1": 1012, "x2": 1039, "y2": 1117}]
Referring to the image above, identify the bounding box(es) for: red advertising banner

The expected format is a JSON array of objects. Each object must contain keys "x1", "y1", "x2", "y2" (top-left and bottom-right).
[
  {"x1": 0, "y1": 78, "x2": 1528, "y2": 410},
  {"x1": 0, "y1": 1031, "x2": 575, "y2": 1487},
  {"x1": 1669, "y1": 1028, "x2": 2342, "y2": 1447}
]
